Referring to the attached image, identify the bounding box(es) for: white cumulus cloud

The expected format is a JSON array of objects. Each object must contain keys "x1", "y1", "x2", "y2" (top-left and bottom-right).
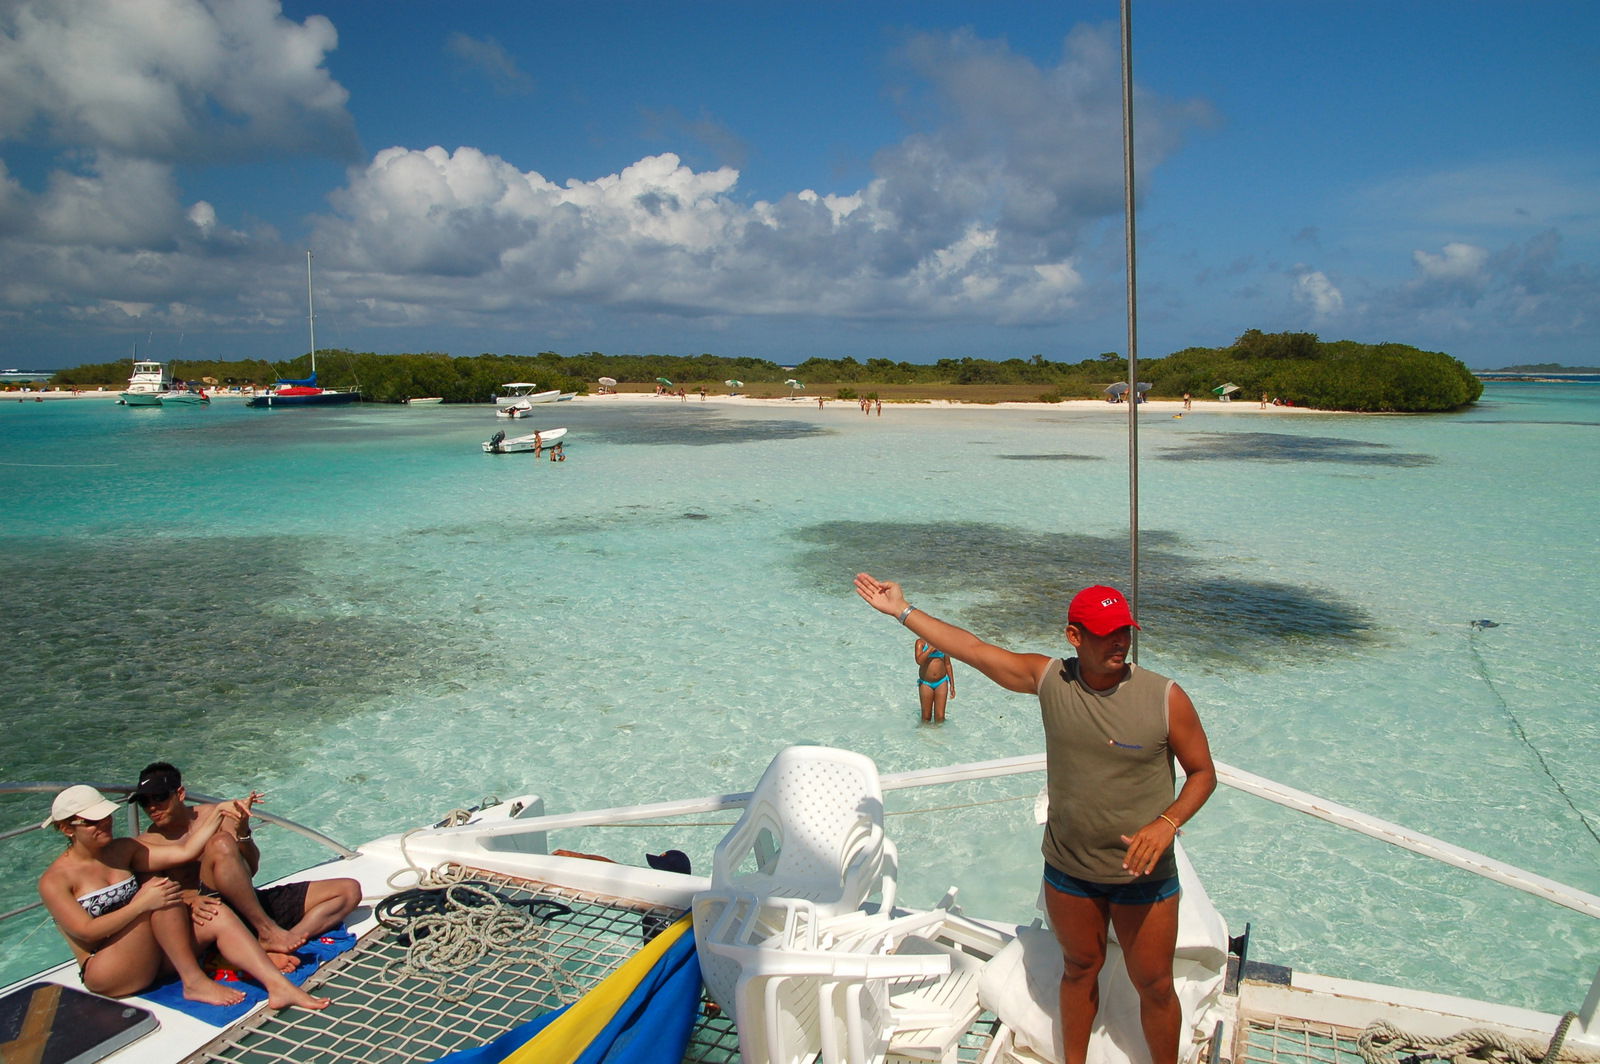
[
  {"x1": 1412, "y1": 242, "x2": 1489, "y2": 282},
  {"x1": 1292, "y1": 269, "x2": 1344, "y2": 318},
  {"x1": 0, "y1": 0, "x2": 358, "y2": 163},
  {"x1": 303, "y1": 24, "x2": 1210, "y2": 333},
  {"x1": 0, "y1": 18, "x2": 1215, "y2": 353}
]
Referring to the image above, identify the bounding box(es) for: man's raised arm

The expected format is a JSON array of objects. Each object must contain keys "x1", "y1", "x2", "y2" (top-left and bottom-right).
[{"x1": 854, "y1": 572, "x2": 1050, "y2": 694}]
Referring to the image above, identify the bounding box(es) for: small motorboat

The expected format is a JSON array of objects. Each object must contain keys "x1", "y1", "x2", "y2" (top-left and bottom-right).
[
  {"x1": 492, "y1": 383, "x2": 561, "y2": 410},
  {"x1": 482, "y1": 426, "x2": 568, "y2": 453},
  {"x1": 495, "y1": 393, "x2": 562, "y2": 417}
]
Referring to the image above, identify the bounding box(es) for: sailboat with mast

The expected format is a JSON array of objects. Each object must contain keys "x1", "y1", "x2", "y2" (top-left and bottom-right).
[{"x1": 246, "y1": 252, "x2": 359, "y2": 408}]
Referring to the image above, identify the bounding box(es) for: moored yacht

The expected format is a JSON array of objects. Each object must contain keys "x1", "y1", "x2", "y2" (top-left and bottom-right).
[
  {"x1": 245, "y1": 252, "x2": 360, "y2": 409},
  {"x1": 117, "y1": 360, "x2": 173, "y2": 406}
]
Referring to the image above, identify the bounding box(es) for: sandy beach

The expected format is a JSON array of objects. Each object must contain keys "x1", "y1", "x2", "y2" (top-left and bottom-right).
[
  {"x1": 5, "y1": 387, "x2": 1331, "y2": 414},
  {"x1": 578, "y1": 391, "x2": 1329, "y2": 415}
]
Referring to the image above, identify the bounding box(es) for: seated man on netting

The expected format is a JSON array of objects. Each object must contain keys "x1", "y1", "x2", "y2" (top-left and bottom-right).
[{"x1": 132, "y1": 762, "x2": 362, "y2": 969}]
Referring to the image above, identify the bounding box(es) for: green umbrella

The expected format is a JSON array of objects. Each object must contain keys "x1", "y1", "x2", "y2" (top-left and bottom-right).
[
  {"x1": 1212, "y1": 383, "x2": 1239, "y2": 396},
  {"x1": 724, "y1": 379, "x2": 744, "y2": 388},
  {"x1": 656, "y1": 377, "x2": 674, "y2": 386},
  {"x1": 784, "y1": 379, "x2": 804, "y2": 390}
]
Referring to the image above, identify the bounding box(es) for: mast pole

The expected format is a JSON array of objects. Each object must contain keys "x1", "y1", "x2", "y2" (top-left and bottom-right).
[
  {"x1": 306, "y1": 250, "x2": 316, "y2": 376},
  {"x1": 1120, "y1": 0, "x2": 1140, "y2": 661}
]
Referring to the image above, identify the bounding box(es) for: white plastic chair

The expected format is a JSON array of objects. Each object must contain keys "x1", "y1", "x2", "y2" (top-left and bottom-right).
[
  {"x1": 710, "y1": 745, "x2": 898, "y2": 920},
  {"x1": 696, "y1": 746, "x2": 897, "y2": 1019},
  {"x1": 701, "y1": 924, "x2": 953, "y2": 1064},
  {"x1": 694, "y1": 747, "x2": 1015, "y2": 1063}
]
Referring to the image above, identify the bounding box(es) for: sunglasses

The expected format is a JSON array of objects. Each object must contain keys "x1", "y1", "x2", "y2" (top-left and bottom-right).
[
  {"x1": 133, "y1": 790, "x2": 174, "y2": 807},
  {"x1": 68, "y1": 815, "x2": 111, "y2": 828}
]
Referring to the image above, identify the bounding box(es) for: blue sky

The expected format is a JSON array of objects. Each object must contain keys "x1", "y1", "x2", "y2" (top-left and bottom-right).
[{"x1": 2, "y1": 1, "x2": 1595, "y2": 371}]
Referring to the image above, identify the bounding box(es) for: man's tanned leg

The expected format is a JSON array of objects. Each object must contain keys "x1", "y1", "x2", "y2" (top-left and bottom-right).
[
  {"x1": 199, "y1": 833, "x2": 305, "y2": 956},
  {"x1": 283, "y1": 880, "x2": 361, "y2": 942},
  {"x1": 1111, "y1": 895, "x2": 1184, "y2": 1064}
]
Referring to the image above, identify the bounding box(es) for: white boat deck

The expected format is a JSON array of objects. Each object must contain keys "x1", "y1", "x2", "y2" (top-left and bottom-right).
[{"x1": 2, "y1": 762, "x2": 1595, "y2": 1064}]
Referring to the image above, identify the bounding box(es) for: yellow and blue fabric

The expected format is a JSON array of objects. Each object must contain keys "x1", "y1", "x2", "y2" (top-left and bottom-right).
[{"x1": 433, "y1": 914, "x2": 700, "y2": 1064}]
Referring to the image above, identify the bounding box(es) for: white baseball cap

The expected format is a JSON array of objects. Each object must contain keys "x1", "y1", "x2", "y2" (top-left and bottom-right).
[{"x1": 44, "y1": 785, "x2": 120, "y2": 829}]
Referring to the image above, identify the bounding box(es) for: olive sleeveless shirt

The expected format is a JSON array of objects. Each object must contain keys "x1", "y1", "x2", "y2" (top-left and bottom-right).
[{"x1": 1037, "y1": 658, "x2": 1176, "y2": 883}]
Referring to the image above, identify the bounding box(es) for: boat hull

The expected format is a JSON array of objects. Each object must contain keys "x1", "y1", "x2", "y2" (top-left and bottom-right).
[
  {"x1": 245, "y1": 391, "x2": 359, "y2": 408},
  {"x1": 482, "y1": 426, "x2": 568, "y2": 453}
]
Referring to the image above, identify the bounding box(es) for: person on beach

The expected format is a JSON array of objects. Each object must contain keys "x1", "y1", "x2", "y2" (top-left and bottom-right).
[
  {"x1": 533, "y1": 430, "x2": 543, "y2": 459},
  {"x1": 1182, "y1": 393, "x2": 1192, "y2": 410},
  {"x1": 37, "y1": 786, "x2": 330, "y2": 1011},
  {"x1": 132, "y1": 763, "x2": 361, "y2": 972},
  {"x1": 854, "y1": 574, "x2": 1216, "y2": 1064},
  {"x1": 914, "y1": 637, "x2": 955, "y2": 723}
]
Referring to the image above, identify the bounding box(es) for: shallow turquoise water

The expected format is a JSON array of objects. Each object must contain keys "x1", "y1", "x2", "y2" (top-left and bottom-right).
[{"x1": 1, "y1": 385, "x2": 1595, "y2": 1013}]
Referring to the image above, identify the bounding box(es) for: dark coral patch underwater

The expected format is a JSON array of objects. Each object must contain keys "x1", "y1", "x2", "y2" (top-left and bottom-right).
[{"x1": 794, "y1": 519, "x2": 1371, "y2": 664}]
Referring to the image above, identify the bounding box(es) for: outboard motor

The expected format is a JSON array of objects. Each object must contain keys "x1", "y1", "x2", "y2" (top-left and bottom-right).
[{"x1": 489, "y1": 429, "x2": 506, "y2": 454}]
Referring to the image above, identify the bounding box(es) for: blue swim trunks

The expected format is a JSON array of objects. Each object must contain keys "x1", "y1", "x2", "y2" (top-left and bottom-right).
[{"x1": 1044, "y1": 862, "x2": 1180, "y2": 905}]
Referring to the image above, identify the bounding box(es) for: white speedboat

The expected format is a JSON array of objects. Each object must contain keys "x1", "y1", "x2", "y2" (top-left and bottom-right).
[
  {"x1": 0, "y1": 750, "x2": 1594, "y2": 1064},
  {"x1": 493, "y1": 383, "x2": 561, "y2": 415},
  {"x1": 156, "y1": 385, "x2": 209, "y2": 405},
  {"x1": 482, "y1": 426, "x2": 568, "y2": 453},
  {"x1": 405, "y1": 396, "x2": 444, "y2": 405}
]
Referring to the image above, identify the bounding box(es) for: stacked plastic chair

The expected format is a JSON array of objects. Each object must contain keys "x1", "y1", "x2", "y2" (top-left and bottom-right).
[{"x1": 692, "y1": 746, "x2": 959, "y2": 1064}]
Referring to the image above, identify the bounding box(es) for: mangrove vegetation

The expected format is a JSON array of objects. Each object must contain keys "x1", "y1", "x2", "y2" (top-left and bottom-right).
[{"x1": 47, "y1": 330, "x2": 1482, "y2": 412}]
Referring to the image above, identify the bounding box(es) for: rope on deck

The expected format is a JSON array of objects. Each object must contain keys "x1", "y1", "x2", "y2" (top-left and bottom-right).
[
  {"x1": 373, "y1": 835, "x2": 582, "y2": 1004},
  {"x1": 376, "y1": 879, "x2": 578, "y2": 1004},
  {"x1": 1358, "y1": 1014, "x2": 1596, "y2": 1064}
]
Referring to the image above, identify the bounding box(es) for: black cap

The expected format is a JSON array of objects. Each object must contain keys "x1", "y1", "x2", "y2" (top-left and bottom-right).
[
  {"x1": 645, "y1": 849, "x2": 691, "y2": 875},
  {"x1": 127, "y1": 767, "x2": 182, "y2": 803}
]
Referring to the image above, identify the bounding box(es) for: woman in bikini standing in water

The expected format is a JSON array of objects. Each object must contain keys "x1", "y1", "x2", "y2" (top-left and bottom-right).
[
  {"x1": 37, "y1": 785, "x2": 330, "y2": 1011},
  {"x1": 914, "y1": 637, "x2": 955, "y2": 723}
]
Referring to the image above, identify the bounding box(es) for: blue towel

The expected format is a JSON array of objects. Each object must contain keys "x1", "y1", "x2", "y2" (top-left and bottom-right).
[{"x1": 136, "y1": 926, "x2": 356, "y2": 1026}]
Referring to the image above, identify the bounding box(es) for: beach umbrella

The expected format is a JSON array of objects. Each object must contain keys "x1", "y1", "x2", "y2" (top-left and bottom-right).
[
  {"x1": 723, "y1": 379, "x2": 743, "y2": 388},
  {"x1": 202, "y1": 376, "x2": 219, "y2": 385},
  {"x1": 1212, "y1": 383, "x2": 1240, "y2": 396},
  {"x1": 784, "y1": 379, "x2": 804, "y2": 390},
  {"x1": 656, "y1": 377, "x2": 673, "y2": 386},
  {"x1": 1104, "y1": 382, "x2": 1129, "y2": 396},
  {"x1": 598, "y1": 376, "x2": 617, "y2": 387}
]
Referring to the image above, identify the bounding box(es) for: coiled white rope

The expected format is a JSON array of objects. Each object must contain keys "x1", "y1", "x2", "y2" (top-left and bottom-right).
[
  {"x1": 376, "y1": 830, "x2": 580, "y2": 1004},
  {"x1": 1359, "y1": 1013, "x2": 1595, "y2": 1064}
]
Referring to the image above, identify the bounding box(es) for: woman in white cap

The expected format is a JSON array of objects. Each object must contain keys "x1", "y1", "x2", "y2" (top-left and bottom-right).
[{"x1": 36, "y1": 785, "x2": 331, "y2": 1011}]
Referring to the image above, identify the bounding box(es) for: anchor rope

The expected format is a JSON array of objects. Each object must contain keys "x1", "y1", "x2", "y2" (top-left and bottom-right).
[
  {"x1": 1466, "y1": 627, "x2": 1600, "y2": 848},
  {"x1": 377, "y1": 829, "x2": 580, "y2": 1004},
  {"x1": 1358, "y1": 1013, "x2": 1596, "y2": 1064}
]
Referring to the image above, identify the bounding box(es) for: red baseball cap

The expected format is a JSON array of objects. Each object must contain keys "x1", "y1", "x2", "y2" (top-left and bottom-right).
[{"x1": 1068, "y1": 586, "x2": 1140, "y2": 635}]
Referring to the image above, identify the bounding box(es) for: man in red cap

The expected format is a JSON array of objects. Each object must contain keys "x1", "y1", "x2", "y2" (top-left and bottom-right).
[{"x1": 853, "y1": 573, "x2": 1215, "y2": 1064}]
